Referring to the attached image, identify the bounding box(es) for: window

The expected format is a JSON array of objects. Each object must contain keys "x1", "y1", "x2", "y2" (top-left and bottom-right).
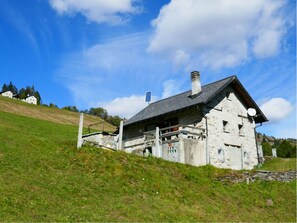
[
  {"x1": 238, "y1": 124, "x2": 244, "y2": 136},
  {"x1": 223, "y1": 120, "x2": 229, "y2": 132},
  {"x1": 218, "y1": 148, "x2": 225, "y2": 163}
]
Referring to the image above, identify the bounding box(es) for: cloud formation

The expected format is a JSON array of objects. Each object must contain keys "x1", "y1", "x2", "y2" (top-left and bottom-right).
[
  {"x1": 49, "y1": 0, "x2": 140, "y2": 25},
  {"x1": 260, "y1": 97, "x2": 293, "y2": 122},
  {"x1": 54, "y1": 32, "x2": 175, "y2": 111},
  {"x1": 102, "y1": 95, "x2": 148, "y2": 119},
  {"x1": 149, "y1": 0, "x2": 287, "y2": 69},
  {"x1": 162, "y1": 79, "x2": 184, "y2": 99},
  {"x1": 102, "y1": 78, "x2": 185, "y2": 118}
]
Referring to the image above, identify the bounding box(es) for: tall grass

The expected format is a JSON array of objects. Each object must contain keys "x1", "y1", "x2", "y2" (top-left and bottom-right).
[{"x1": 258, "y1": 158, "x2": 296, "y2": 172}]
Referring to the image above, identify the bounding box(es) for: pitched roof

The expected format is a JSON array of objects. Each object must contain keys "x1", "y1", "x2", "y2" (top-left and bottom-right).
[{"x1": 124, "y1": 75, "x2": 267, "y2": 126}]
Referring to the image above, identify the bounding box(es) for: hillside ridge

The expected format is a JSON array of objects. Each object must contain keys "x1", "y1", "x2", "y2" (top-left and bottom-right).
[{"x1": 0, "y1": 96, "x2": 116, "y2": 132}]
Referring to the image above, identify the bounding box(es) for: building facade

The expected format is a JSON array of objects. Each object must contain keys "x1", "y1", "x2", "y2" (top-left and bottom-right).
[
  {"x1": 122, "y1": 72, "x2": 268, "y2": 170},
  {"x1": 1, "y1": 91, "x2": 13, "y2": 98},
  {"x1": 25, "y1": 96, "x2": 37, "y2": 105}
]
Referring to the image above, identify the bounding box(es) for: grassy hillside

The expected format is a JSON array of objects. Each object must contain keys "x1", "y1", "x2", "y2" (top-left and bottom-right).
[
  {"x1": 0, "y1": 110, "x2": 296, "y2": 221},
  {"x1": 0, "y1": 96, "x2": 115, "y2": 132},
  {"x1": 258, "y1": 158, "x2": 296, "y2": 172}
]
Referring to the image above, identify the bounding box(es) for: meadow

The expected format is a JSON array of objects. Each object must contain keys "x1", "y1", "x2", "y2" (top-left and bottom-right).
[{"x1": 0, "y1": 107, "x2": 296, "y2": 221}]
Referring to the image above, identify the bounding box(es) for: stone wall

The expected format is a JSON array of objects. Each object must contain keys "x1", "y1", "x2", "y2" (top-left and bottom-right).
[
  {"x1": 123, "y1": 136, "x2": 145, "y2": 154},
  {"x1": 217, "y1": 170, "x2": 297, "y2": 183},
  {"x1": 251, "y1": 170, "x2": 297, "y2": 182},
  {"x1": 204, "y1": 86, "x2": 258, "y2": 170},
  {"x1": 82, "y1": 132, "x2": 118, "y2": 150}
]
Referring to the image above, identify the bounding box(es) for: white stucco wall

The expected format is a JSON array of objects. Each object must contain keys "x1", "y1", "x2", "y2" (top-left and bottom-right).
[
  {"x1": 1, "y1": 91, "x2": 13, "y2": 98},
  {"x1": 25, "y1": 96, "x2": 37, "y2": 105}
]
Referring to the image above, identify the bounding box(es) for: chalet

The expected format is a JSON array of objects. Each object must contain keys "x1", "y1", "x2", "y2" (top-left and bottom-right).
[
  {"x1": 122, "y1": 72, "x2": 268, "y2": 170},
  {"x1": 23, "y1": 95, "x2": 37, "y2": 105},
  {"x1": 1, "y1": 91, "x2": 13, "y2": 99}
]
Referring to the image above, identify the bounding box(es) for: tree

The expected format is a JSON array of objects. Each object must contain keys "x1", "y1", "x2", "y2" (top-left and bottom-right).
[
  {"x1": 80, "y1": 109, "x2": 89, "y2": 114},
  {"x1": 1, "y1": 83, "x2": 8, "y2": 92},
  {"x1": 88, "y1": 107, "x2": 108, "y2": 120},
  {"x1": 34, "y1": 91, "x2": 41, "y2": 105},
  {"x1": 18, "y1": 85, "x2": 42, "y2": 104},
  {"x1": 106, "y1": 115, "x2": 122, "y2": 126},
  {"x1": 49, "y1": 103, "x2": 58, "y2": 108},
  {"x1": 262, "y1": 142, "x2": 272, "y2": 156},
  {"x1": 62, "y1": 106, "x2": 79, "y2": 112},
  {"x1": 277, "y1": 140, "x2": 296, "y2": 158},
  {"x1": 2, "y1": 82, "x2": 18, "y2": 95}
]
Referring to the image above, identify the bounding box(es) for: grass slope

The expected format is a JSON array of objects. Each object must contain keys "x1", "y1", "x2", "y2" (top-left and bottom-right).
[
  {"x1": 0, "y1": 110, "x2": 296, "y2": 221},
  {"x1": 0, "y1": 96, "x2": 115, "y2": 132},
  {"x1": 258, "y1": 158, "x2": 296, "y2": 172}
]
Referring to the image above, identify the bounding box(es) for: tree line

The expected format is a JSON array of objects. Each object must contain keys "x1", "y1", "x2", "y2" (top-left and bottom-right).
[
  {"x1": 1, "y1": 82, "x2": 41, "y2": 104},
  {"x1": 261, "y1": 137, "x2": 296, "y2": 158},
  {"x1": 62, "y1": 106, "x2": 122, "y2": 126},
  {"x1": 43, "y1": 104, "x2": 122, "y2": 126}
]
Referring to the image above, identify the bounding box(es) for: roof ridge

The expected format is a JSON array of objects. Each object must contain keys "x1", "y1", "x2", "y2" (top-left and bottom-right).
[{"x1": 148, "y1": 75, "x2": 236, "y2": 105}]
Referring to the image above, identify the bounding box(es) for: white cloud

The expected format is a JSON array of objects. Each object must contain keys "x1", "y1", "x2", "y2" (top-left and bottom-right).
[
  {"x1": 54, "y1": 32, "x2": 174, "y2": 111},
  {"x1": 162, "y1": 79, "x2": 184, "y2": 99},
  {"x1": 98, "y1": 78, "x2": 185, "y2": 119},
  {"x1": 260, "y1": 98, "x2": 293, "y2": 122},
  {"x1": 49, "y1": 0, "x2": 141, "y2": 25},
  {"x1": 148, "y1": 0, "x2": 288, "y2": 69},
  {"x1": 102, "y1": 95, "x2": 149, "y2": 119}
]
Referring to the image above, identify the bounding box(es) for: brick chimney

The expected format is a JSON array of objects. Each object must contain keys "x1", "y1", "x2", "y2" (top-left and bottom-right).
[{"x1": 191, "y1": 71, "x2": 201, "y2": 96}]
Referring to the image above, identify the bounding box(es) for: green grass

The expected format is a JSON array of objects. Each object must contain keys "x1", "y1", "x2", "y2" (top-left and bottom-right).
[
  {"x1": 0, "y1": 96, "x2": 116, "y2": 132},
  {"x1": 0, "y1": 110, "x2": 296, "y2": 221},
  {"x1": 258, "y1": 158, "x2": 297, "y2": 172}
]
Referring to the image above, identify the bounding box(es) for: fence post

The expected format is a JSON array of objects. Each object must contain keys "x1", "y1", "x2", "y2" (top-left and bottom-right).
[
  {"x1": 118, "y1": 120, "x2": 124, "y2": 150},
  {"x1": 272, "y1": 148, "x2": 277, "y2": 157},
  {"x1": 77, "y1": 113, "x2": 84, "y2": 148},
  {"x1": 155, "y1": 127, "x2": 161, "y2": 157}
]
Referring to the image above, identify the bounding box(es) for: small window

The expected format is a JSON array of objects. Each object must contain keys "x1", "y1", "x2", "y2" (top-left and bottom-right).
[
  {"x1": 218, "y1": 148, "x2": 225, "y2": 163},
  {"x1": 238, "y1": 124, "x2": 244, "y2": 136},
  {"x1": 223, "y1": 120, "x2": 229, "y2": 132}
]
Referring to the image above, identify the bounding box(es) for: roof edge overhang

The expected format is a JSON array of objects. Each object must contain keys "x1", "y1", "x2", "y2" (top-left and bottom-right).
[
  {"x1": 205, "y1": 76, "x2": 268, "y2": 124},
  {"x1": 123, "y1": 103, "x2": 202, "y2": 127}
]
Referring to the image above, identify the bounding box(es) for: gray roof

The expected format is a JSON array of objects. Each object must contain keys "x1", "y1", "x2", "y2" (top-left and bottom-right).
[{"x1": 124, "y1": 75, "x2": 267, "y2": 126}]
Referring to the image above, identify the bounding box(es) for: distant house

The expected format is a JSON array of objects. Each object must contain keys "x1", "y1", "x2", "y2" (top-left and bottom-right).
[
  {"x1": 1, "y1": 91, "x2": 13, "y2": 99},
  {"x1": 24, "y1": 96, "x2": 37, "y2": 105},
  {"x1": 122, "y1": 72, "x2": 268, "y2": 170}
]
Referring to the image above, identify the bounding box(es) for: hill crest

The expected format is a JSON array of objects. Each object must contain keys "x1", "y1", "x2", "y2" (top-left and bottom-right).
[{"x1": 0, "y1": 96, "x2": 116, "y2": 132}]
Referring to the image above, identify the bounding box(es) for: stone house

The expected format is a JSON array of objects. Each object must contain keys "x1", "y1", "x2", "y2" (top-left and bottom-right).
[
  {"x1": 1, "y1": 91, "x2": 13, "y2": 98},
  {"x1": 122, "y1": 72, "x2": 268, "y2": 170}
]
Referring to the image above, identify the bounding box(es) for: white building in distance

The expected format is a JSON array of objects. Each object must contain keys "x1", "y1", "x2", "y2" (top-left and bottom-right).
[
  {"x1": 1, "y1": 91, "x2": 13, "y2": 98},
  {"x1": 23, "y1": 96, "x2": 37, "y2": 105}
]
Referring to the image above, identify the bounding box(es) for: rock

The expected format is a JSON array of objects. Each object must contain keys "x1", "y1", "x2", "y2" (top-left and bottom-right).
[{"x1": 266, "y1": 199, "x2": 274, "y2": 206}]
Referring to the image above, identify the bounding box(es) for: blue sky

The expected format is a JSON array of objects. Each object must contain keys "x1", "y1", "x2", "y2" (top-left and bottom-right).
[{"x1": 0, "y1": 0, "x2": 295, "y2": 138}]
